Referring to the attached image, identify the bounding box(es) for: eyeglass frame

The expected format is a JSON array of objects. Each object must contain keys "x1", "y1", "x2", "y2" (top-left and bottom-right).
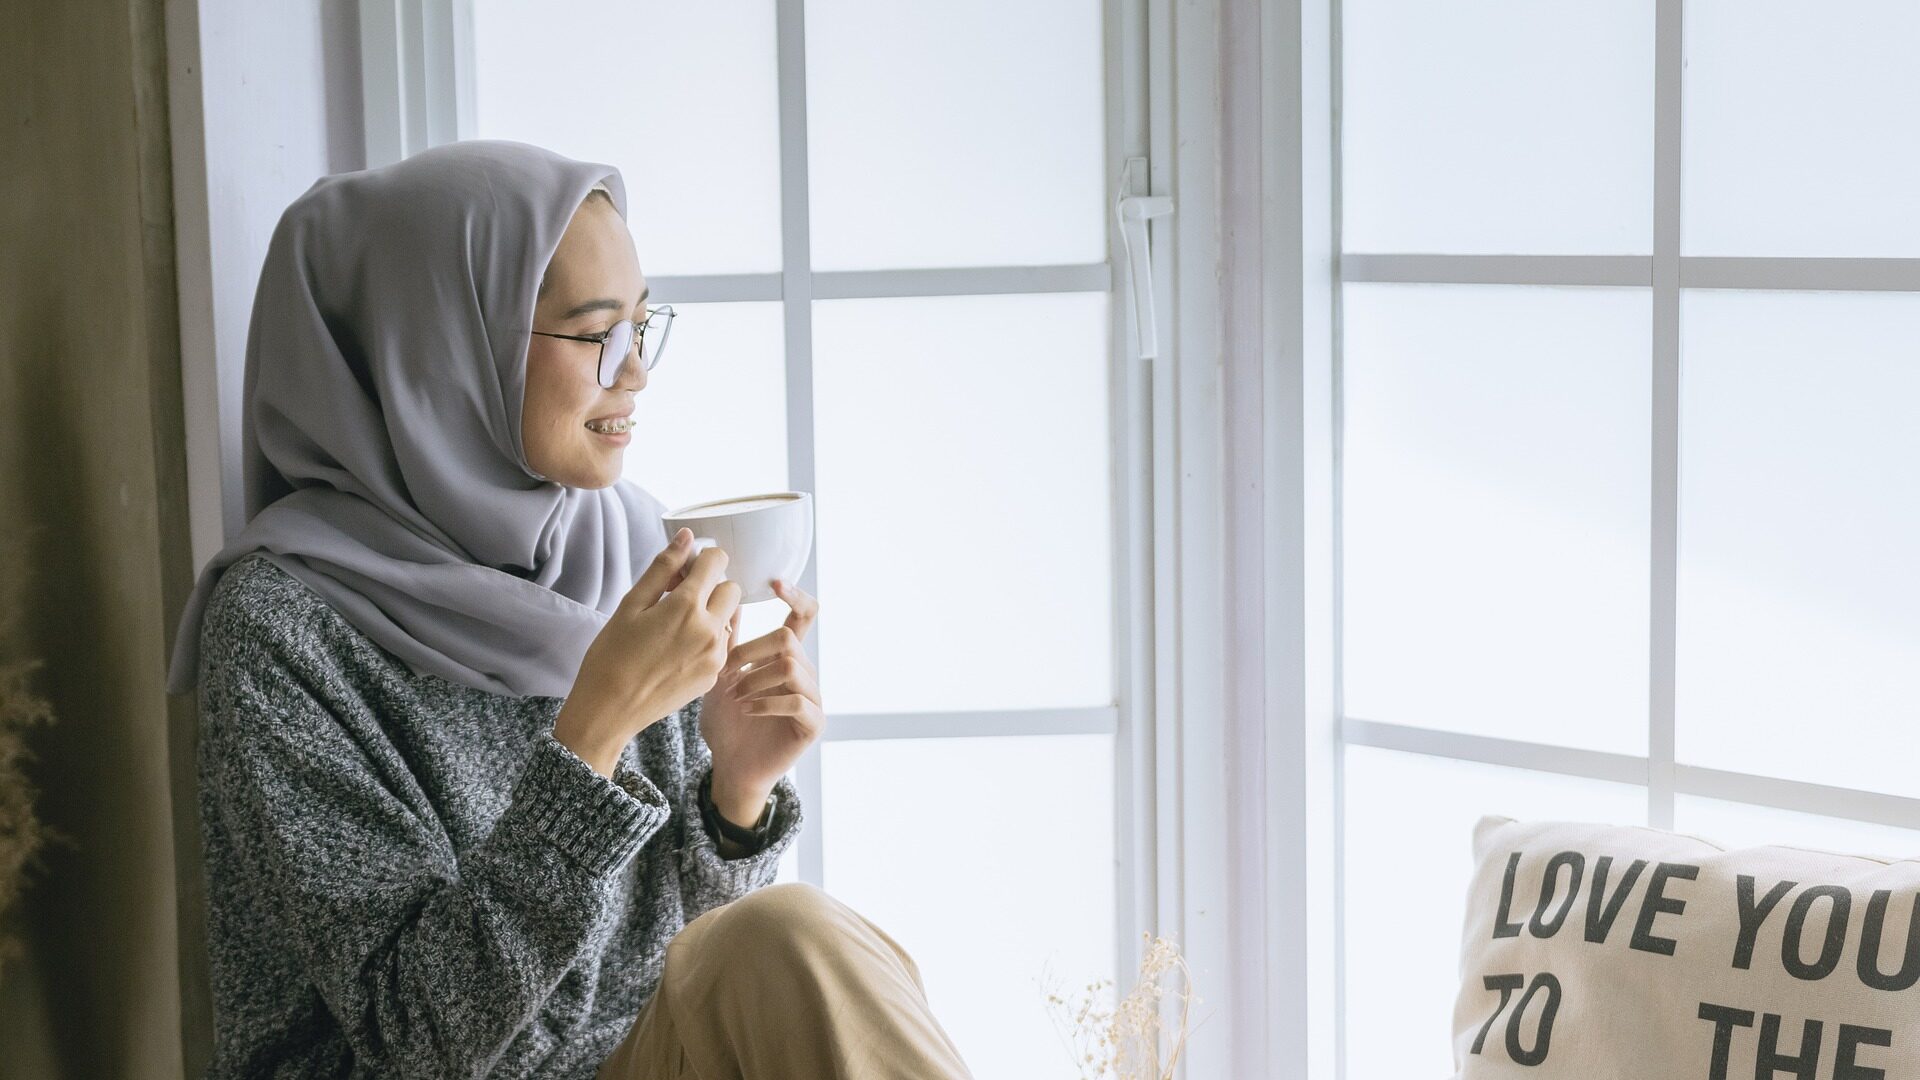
[{"x1": 529, "y1": 304, "x2": 676, "y2": 388}]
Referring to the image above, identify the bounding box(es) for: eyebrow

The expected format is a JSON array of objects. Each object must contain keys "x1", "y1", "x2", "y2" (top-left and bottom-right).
[{"x1": 561, "y1": 286, "x2": 650, "y2": 321}]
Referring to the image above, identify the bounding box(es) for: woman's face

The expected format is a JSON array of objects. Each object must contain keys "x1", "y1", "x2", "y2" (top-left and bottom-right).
[{"x1": 522, "y1": 193, "x2": 650, "y2": 488}]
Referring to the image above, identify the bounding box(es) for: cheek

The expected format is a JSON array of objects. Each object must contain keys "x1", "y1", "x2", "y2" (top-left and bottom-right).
[{"x1": 523, "y1": 347, "x2": 590, "y2": 451}]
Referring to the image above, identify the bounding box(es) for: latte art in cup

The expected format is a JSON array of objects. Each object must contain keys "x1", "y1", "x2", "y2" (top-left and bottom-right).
[{"x1": 674, "y1": 494, "x2": 800, "y2": 515}]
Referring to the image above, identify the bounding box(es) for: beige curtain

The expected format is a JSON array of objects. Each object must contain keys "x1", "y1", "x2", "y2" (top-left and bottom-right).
[{"x1": 0, "y1": 1, "x2": 205, "y2": 1077}]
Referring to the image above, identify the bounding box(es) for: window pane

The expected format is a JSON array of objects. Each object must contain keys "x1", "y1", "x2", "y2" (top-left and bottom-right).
[
  {"x1": 1683, "y1": 0, "x2": 1920, "y2": 256},
  {"x1": 623, "y1": 301, "x2": 788, "y2": 510},
  {"x1": 1341, "y1": 0, "x2": 1653, "y2": 254},
  {"x1": 1675, "y1": 290, "x2": 1920, "y2": 796},
  {"x1": 813, "y1": 293, "x2": 1113, "y2": 714},
  {"x1": 804, "y1": 0, "x2": 1106, "y2": 271},
  {"x1": 1674, "y1": 796, "x2": 1920, "y2": 862},
  {"x1": 472, "y1": 0, "x2": 783, "y2": 275},
  {"x1": 822, "y1": 734, "x2": 1115, "y2": 1079},
  {"x1": 1343, "y1": 745, "x2": 1645, "y2": 1080},
  {"x1": 1341, "y1": 284, "x2": 1651, "y2": 754}
]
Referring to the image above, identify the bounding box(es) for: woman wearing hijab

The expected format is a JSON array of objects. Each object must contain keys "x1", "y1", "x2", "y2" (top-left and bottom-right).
[{"x1": 166, "y1": 139, "x2": 973, "y2": 1079}]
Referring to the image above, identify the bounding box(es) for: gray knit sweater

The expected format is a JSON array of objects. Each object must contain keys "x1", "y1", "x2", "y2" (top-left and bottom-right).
[{"x1": 193, "y1": 552, "x2": 803, "y2": 1079}]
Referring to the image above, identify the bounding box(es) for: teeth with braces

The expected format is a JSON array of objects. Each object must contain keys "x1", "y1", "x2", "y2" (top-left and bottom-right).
[{"x1": 586, "y1": 417, "x2": 635, "y2": 434}]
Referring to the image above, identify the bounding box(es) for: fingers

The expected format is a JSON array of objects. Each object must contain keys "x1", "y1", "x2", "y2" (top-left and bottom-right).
[
  {"x1": 670, "y1": 543, "x2": 733, "y2": 607},
  {"x1": 737, "y1": 693, "x2": 825, "y2": 737},
  {"x1": 704, "y1": 578, "x2": 742, "y2": 628},
  {"x1": 769, "y1": 579, "x2": 819, "y2": 640},
  {"x1": 626, "y1": 528, "x2": 699, "y2": 609},
  {"x1": 722, "y1": 624, "x2": 803, "y2": 674},
  {"x1": 722, "y1": 646, "x2": 820, "y2": 705},
  {"x1": 716, "y1": 579, "x2": 818, "y2": 671}
]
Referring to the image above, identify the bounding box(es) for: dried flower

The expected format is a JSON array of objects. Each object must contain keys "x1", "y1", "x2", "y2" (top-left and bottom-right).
[
  {"x1": 0, "y1": 522, "x2": 61, "y2": 986},
  {"x1": 1038, "y1": 931, "x2": 1204, "y2": 1080}
]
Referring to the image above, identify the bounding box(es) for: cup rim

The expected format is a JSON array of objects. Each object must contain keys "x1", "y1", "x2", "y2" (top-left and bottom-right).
[{"x1": 662, "y1": 490, "x2": 809, "y2": 520}]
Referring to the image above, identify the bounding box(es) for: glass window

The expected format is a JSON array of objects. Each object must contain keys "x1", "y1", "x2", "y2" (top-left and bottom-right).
[
  {"x1": 1342, "y1": 283, "x2": 1652, "y2": 754},
  {"x1": 1341, "y1": 0, "x2": 1654, "y2": 254},
  {"x1": 472, "y1": 0, "x2": 784, "y2": 275},
  {"x1": 1675, "y1": 290, "x2": 1920, "y2": 797},
  {"x1": 812, "y1": 292, "x2": 1115, "y2": 715},
  {"x1": 1674, "y1": 796, "x2": 1920, "y2": 862},
  {"x1": 1683, "y1": 0, "x2": 1920, "y2": 257},
  {"x1": 821, "y1": 734, "x2": 1116, "y2": 1078},
  {"x1": 804, "y1": 0, "x2": 1107, "y2": 270},
  {"x1": 622, "y1": 301, "x2": 790, "y2": 514}
]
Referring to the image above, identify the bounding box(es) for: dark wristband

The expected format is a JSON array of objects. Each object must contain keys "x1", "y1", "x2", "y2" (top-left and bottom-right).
[{"x1": 700, "y1": 769, "x2": 775, "y2": 850}]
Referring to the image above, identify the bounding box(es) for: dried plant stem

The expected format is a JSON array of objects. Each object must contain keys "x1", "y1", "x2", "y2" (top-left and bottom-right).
[
  {"x1": 1040, "y1": 931, "x2": 1203, "y2": 1080},
  {"x1": 0, "y1": 523, "x2": 59, "y2": 985}
]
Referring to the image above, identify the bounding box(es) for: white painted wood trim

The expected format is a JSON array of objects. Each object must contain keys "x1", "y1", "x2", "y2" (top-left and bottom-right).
[
  {"x1": 1344, "y1": 719, "x2": 1920, "y2": 834},
  {"x1": 1338, "y1": 253, "x2": 1920, "y2": 293},
  {"x1": 359, "y1": 0, "x2": 467, "y2": 168},
  {"x1": 1343, "y1": 719, "x2": 1650, "y2": 788},
  {"x1": 165, "y1": 0, "x2": 230, "y2": 574},
  {"x1": 1258, "y1": 0, "x2": 1341, "y2": 1076},
  {"x1": 1648, "y1": 0, "x2": 1683, "y2": 832},
  {"x1": 1160, "y1": 0, "x2": 1233, "y2": 1072},
  {"x1": 1341, "y1": 253, "x2": 1654, "y2": 287}
]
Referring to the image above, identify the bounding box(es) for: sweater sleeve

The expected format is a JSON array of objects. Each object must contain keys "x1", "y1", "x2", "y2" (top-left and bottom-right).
[
  {"x1": 199, "y1": 621, "x2": 671, "y2": 1079},
  {"x1": 671, "y1": 694, "x2": 804, "y2": 924}
]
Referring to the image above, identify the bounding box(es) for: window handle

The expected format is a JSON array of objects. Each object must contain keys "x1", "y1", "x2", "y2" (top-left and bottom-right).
[{"x1": 1116, "y1": 157, "x2": 1175, "y2": 361}]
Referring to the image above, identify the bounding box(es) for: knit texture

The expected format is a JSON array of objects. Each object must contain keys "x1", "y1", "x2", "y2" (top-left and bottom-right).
[{"x1": 193, "y1": 552, "x2": 802, "y2": 1079}]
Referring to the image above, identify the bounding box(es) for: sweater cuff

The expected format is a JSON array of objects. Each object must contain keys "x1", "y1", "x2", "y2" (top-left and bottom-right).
[
  {"x1": 678, "y1": 769, "x2": 802, "y2": 892},
  {"x1": 504, "y1": 733, "x2": 670, "y2": 877}
]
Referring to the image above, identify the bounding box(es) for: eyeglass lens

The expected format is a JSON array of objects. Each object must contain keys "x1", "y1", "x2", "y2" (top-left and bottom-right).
[
  {"x1": 597, "y1": 319, "x2": 635, "y2": 387},
  {"x1": 597, "y1": 309, "x2": 674, "y2": 388}
]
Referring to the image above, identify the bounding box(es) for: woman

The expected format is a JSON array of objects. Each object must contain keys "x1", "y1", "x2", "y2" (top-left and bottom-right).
[{"x1": 165, "y1": 139, "x2": 973, "y2": 1079}]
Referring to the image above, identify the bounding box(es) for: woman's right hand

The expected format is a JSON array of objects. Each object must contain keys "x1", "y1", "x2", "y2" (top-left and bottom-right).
[{"x1": 553, "y1": 527, "x2": 743, "y2": 777}]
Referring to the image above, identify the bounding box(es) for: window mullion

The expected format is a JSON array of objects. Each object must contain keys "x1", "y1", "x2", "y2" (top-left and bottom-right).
[{"x1": 1649, "y1": 0, "x2": 1683, "y2": 831}]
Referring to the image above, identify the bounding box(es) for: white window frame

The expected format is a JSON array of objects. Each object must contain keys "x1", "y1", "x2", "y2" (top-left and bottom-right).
[
  {"x1": 184, "y1": 3, "x2": 1920, "y2": 1078},
  {"x1": 1331, "y1": 1, "x2": 1920, "y2": 1076},
  {"x1": 175, "y1": 0, "x2": 1309, "y2": 1072},
  {"x1": 364, "y1": 0, "x2": 1202, "y2": 1055}
]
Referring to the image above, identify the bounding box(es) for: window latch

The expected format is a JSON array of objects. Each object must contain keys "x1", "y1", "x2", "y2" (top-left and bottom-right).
[{"x1": 1116, "y1": 157, "x2": 1175, "y2": 361}]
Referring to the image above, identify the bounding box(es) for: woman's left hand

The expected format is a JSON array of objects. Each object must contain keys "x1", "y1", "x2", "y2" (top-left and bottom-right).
[{"x1": 699, "y1": 577, "x2": 823, "y2": 826}]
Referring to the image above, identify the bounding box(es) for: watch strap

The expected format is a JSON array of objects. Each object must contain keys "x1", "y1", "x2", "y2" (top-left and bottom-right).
[{"x1": 700, "y1": 769, "x2": 776, "y2": 849}]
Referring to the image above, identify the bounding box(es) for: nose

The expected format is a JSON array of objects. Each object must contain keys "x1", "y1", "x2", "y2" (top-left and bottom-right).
[{"x1": 613, "y1": 333, "x2": 647, "y2": 392}]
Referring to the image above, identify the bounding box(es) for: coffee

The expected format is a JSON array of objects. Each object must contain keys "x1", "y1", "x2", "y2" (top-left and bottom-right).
[{"x1": 677, "y1": 494, "x2": 798, "y2": 515}]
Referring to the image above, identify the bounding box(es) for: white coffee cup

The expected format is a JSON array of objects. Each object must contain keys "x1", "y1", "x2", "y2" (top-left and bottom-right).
[{"x1": 662, "y1": 491, "x2": 814, "y2": 605}]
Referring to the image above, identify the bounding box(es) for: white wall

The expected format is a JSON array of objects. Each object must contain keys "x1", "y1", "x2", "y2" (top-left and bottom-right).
[{"x1": 170, "y1": 0, "x2": 366, "y2": 572}]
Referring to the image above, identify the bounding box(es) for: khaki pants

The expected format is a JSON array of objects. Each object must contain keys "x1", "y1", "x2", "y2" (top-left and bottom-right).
[{"x1": 596, "y1": 882, "x2": 975, "y2": 1079}]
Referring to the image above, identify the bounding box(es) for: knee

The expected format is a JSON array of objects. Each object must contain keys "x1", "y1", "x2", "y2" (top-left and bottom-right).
[
  {"x1": 676, "y1": 883, "x2": 855, "y2": 970},
  {"x1": 670, "y1": 883, "x2": 928, "y2": 999},
  {"x1": 713, "y1": 882, "x2": 842, "y2": 942}
]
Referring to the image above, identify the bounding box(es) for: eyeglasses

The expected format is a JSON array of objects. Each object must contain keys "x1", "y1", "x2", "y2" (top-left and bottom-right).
[{"x1": 531, "y1": 304, "x2": 676, "y2": 388}]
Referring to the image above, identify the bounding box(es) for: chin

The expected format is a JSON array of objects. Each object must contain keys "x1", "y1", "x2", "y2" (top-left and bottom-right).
[
  {"x1": 571, "y1": 466, "x2": 622, "y2": 490},
  {"x1": 539, "y1": 455, "x2": 623, "y2": 490}
]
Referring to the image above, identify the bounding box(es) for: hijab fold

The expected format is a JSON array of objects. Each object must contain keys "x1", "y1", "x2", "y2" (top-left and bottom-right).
[{"x1": 165, "y1": 139, "x2": 669, "y2": 699}]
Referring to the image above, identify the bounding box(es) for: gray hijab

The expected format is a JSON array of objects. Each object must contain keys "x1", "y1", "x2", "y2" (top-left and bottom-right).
[{"x1": 165, "y1": 139, "x2": 669, "y2": 699}]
